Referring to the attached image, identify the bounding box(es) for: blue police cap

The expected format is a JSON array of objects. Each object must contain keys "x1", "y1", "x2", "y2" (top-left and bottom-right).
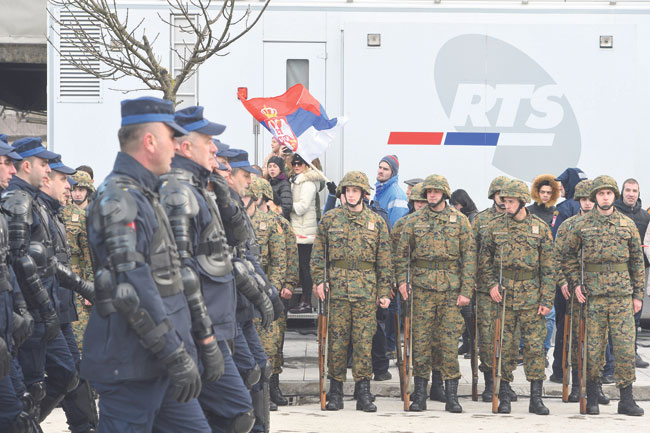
[
  {"x1": 229, "y1": 149, "x2": 260, "y2": 175},
  {"x1": 49, "y1": 156, "x2": 76, "y2": 175},
  {"x1": 120, "y1": 96, "x2": 188, "y2": 136},
  {"x1": 214, "y1": 139, "x2": 238, "y2": 158},
  {"x1": 0, "y1": 134, "x2": 22, "y2": 160},
  {"x1": 175, "y1": 106, "x2": 226, "y2": 136},
  {"x1": 13, "y1": 137, "x2": 59, "y2": 160}
]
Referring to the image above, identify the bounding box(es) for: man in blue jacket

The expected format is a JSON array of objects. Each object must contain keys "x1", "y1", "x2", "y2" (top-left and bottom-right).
[
  {"x1": 551, "y1": 168, "x2": 587, "y2": 238},
  {"x1": 373, "y1": 155, "x2": 408, "y2": 227}
]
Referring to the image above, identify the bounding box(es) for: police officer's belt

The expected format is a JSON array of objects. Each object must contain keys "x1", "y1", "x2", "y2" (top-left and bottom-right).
[
  {"x1": 585, "y1": 263, "x2": 627, "y2": 273},
  {"x1": 330, "y1": 260, "x2": 374, "y2": 270},
  {"x1": 501, "y1": 269, "x2": 535, "y2": 281},
  {"x1": 413, "y1": 259, "x2": 455, "y2": 270}
]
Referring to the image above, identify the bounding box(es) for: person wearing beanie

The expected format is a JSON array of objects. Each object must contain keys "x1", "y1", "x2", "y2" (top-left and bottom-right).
[
  {"x1": 373, "y1": 155, "x2": 408, "y2": 227},
  {"x1": 267, "y1": 155, "x2": 293, "y2": 220}
]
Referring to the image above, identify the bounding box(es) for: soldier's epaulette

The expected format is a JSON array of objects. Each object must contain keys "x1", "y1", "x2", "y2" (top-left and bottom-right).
[{"x1": 616, "y1": 212, "x2": 635, "y2": 228}]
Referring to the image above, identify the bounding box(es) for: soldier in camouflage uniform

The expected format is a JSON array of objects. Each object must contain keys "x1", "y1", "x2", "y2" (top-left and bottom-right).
[
  {"x1": 396, "y1": 174, "x2": 476, "y2": 413},
  {"x1": 561, "y1": 176, "x2": 645, "y2": 416},
  {"x1": 61, "y1": 170, "x2": 95, "y2": 351},
  {"x1": 243, "y1": 177, "x2": 288, "y2": 410},
  {"x1": 311, "y1": 171, "x2": 392, "y2": 413},
  {"x1": 554, "y1": 179, "x2": 609, "y2": 406},
  {"x1": 251, "y1": 176, "x2": 298, "y2": 407},
  {"x1": 479, "y1": 179, "x2": 554, "y2": 415},
  {"x1": 472, "y1": 176, "x2": 512, "y2": 402}
]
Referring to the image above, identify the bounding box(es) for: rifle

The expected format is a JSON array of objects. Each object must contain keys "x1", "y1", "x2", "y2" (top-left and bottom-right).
[
  {"x1": 403, "y1": 246, "x2": 413, "y2": 411},
  {"x1": 471, "y1": 292, "x2": 479, "y2": 401},
  {"x1": 394, "y1": 291, "x2": 405, "y2": 401},
  {"x1": 492, "y1": 248, "x2": 506, "y2": 414},
  {"x1": 318, "y1": 244, "x2": 330, "y2": 411},
  {"x1": 578, "y1": 246, "x2": 587, "y2": 414},
  {"x1": 561, "y1": 289, "x2": 574, "y2": 402}
]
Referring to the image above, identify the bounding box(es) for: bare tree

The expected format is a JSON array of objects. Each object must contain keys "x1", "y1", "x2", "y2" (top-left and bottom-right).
[{"x1": 48, "y1": 0, "x2": 270, "y2": 104}]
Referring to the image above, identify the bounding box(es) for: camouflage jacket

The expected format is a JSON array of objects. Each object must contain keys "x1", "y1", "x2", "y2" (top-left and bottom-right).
[
  {"x1": 553, "y1": 213, "x2": 583, "y2": 289},
  {"x1": 472, "y1": 205, "x2": 503, "y2": 293},
  {"x1": 479, "y1": 212, "x2": 554, "y2": 310},
  {"x1": 269, "y1": 211, "x2": 299, "y2": 291},
  {"x1": 251, "y1": 208, "x2": 287, "y2": 289},
  {"x1": 395, "y1": 204, "x2": 476, "y2": 299},
  {"x1": 560, "y1": 208, "x2": 644, "y2": 300},
  {"x1": 310, "y1": 204, "x2": 392, "y2": 301},
  {"x1": 61, "y1": 202, "x2": 93, "y2": 282},
  {"x1": 391, "y1": 212, "x2": 412, "y2": 281}
]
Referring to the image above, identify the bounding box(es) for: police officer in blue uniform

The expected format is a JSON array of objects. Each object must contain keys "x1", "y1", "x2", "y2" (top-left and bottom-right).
[
  {"x1": 0, "y1": 138, "x2": 42, "y2": 432},
  {"x1": 2, "y1": 137, "x2": 77, "y2": 424},
  {"x1": 38, "y1": 157, "x2": 98, "y2": 432},
  {"x1": 160, "y1": 106, "x2": 256, "y2": 433},
  {"x1": 81, "y1": 97, "x2": 209, "y2": 432}
]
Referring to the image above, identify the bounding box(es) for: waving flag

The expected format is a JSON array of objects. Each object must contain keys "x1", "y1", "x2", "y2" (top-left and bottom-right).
[{"x1": 239, "y1": 84, "x2": 344, "y2": 163}]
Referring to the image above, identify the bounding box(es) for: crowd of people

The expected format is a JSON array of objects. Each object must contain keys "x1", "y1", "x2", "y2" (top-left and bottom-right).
[{"x1": 0, "y1": 95, "x2": 647, "y2": 433}]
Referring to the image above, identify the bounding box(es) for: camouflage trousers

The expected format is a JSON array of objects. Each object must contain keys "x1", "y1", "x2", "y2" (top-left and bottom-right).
[
  {"x1": 412, "y1": 288, "x2": 463, "y2": 381},
  {"x1": 586, "y1": 295, "x2": 636, "y2": 387},
  {"x1": 72, "y1": 304, "x2": 91, "y2": 353},
  {"x1": 477, "y1": 291, "x2": 497, "y2": 373},
  {"x1": 254, "y1": 315, "x2": 286, "y2": 375},
  {"x1": 328, "y1": 298, "x2": 375, "y2": 382},
  {"x1": 500, "y1": 305, "x2": 546, "y2": 382}
]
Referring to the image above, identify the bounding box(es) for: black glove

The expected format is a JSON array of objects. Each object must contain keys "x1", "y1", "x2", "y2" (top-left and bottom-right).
[
  {"x1": 41, "y1": 307, "x2": 60, "y2": 343},
  {"x1": 199, "y1": 338, "x2": 225, "y2": 383},
  {"x1": 0, "y1": 337, "x2": 10, "y2": 379},
  {"x1": 327, "y1": 181, "x2": 337, "y2": 196},
  {"x1": 164, "y1": 345, "x2": 202, "y2": 403},
  {"x1": 210, "y1": 174, "x2": 232, "y2": 206},
  {"x1": 12, "y1": 311, "x2": 34, "y2": 351}
]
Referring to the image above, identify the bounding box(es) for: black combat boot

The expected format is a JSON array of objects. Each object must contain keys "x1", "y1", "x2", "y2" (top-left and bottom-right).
[
  {"x1": 597, "y1": 383, "x2": 610, "y2": 405},
  {"x1": 409, "y1": 377, "x2": 428, "y2": 412},
  {"x1": 528, "y1": 380, "x2": 549, "y2": 415},
  {"x1": 326, "y1": 380, "x2": 344, "y2": 411},
  {"x1": 497, "y1": 381, "x2": 511, "y2": 414},
  {"x1": 355, "y1": 379, "x2": 377, "y2": 412},
  {"x1": 270, "y1": 374, "x2": 288, "y2": 406},
  {"x1": 353, "y1": 380, "x2": 376, "y2": 401},
  {"x1": 429, "y1": 370, "x2": 446, "y2": 402},
  {"x1": 444, "y1": 379, "x2": 462, "y2": 413},
  {"x1": 617, "y1": 385, "x2": 644, "y2": 416},
  {"x1": 567, "y1": 370, "x2": 579, "y2": 403},
  {"x1": 482, "y1": 371, "x2": 493, "y2": 402},
  {"x1": 270, "y1": 400, "x2": 277, "y2": 412},
  {"x1": 502, "y1": 381, "x2": 518, "y2": 401},
  {"x1": 585, "y1": 380, "x2": 599, "y2": 415}
]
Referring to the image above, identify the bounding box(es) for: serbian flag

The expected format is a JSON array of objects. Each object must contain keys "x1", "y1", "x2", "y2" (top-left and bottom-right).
[{"x1": 239, "y1": 84, "x2": 344, "y2": 163}]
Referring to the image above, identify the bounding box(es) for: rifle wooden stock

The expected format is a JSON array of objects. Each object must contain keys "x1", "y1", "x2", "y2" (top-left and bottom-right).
[
  {"x1": 403, "y1": 301, "x2": 411, "y2": 411},
  {"x1": 578, "y1": 300, "x2": 587, "y2": 414},
  {"x1": 492, "y1": 250, "x2": 505, "y2": 414},
  {"x1": 471, "y1": 294, "x2": 479, "y2": 401},
  {"x1": 318, "y1": 299, "x2": 327, "y2": 411},
  {"x1": 561, "y1": 295, "x2": 574, "y2": 402}
]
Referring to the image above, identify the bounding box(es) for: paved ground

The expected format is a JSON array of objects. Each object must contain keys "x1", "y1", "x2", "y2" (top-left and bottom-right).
[{"x1": 42, "y1": 326, "x2": 650, "y2": 432}]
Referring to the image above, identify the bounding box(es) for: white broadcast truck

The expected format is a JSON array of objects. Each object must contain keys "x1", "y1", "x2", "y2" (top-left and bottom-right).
[{"x1": 48, "y1": 0, "x2": 650, "y2": 321}]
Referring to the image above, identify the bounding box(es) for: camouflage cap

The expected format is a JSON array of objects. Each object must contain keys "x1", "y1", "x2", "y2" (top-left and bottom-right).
[
  {"x1": 244, "y1": 177, "x2": 261, "y2": 199},
  {"x1": 421, "y1": 174, "x2": 451, "y2": 199},
  {"x1": 590, "y1": 175, "x2": 620, "y2": 201},
  {"x1": 337, "y1": 170, "x2": 371, "y2": 196},
  {"x1": 488, "y1": 176, "x2": 509, "y2": 200},
  {"x1": 409, "y1": 182, "x2": 426, "y2": 202},
  {"x1": 500, "y1": 179, "x2": 531, "y2": 204},
  {"x1": 255, "y1": 176, "x2": 274, "y2": 201},
  {"x1": 573, "y1": 179, "x2": 593, "y2": 201},
  {"x1": 70, "y1": 170, "x2": 95, "y2": 193}
]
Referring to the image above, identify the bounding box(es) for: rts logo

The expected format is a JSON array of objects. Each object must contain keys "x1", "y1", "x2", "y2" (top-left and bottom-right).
[{"x1": 389, "y1": 34, "x2": 581, "y2": 181}]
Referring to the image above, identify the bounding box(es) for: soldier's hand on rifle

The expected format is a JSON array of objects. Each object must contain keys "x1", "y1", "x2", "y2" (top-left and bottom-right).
[
  {"x1": 633, "y1": 298, "x2": 643, "y2": 314},
  {"x1": 537, "y1": 305, "x2": 551, "y2": 316},
  {"x1": 315, "y1": 282, "x2": 329, "y2": 301},
  {"x1": 490, "y1": 284, "x2": 502, "y2": 303},
  {"x1": 456, "y1": 294, "x2": 470, "y2": 307},
  {"x1": 561, "y1": 283, "x2": 570, "y2": 300},
  {"x1": 575, "y1": 285, "x2": 586, "y2": 303},
  {"x1": 378, "y1": 297, "x2": 391, "y2": 309},
  {"x1": 280, "y1": 288, "x2": 293, "y2": 300},
  {"x1": 398, "y1": 282, "x2": 409, "y2": 300}
]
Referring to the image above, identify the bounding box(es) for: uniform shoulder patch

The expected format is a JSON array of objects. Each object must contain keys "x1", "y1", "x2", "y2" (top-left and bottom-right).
[
  {"x1": 532, "y1": 225, "x2": 539, "y2": 234},
  {"x1": 450, "y1": 214, "x2": 457, "y2": 223},
  {"x1": 368, "y1": 221, "x2": 375, "y2": 231},
  {"x1": 259, "y1": 221, "x2": 267, "y2": 230},
  {"x1": 71, "y1": 213, "x2": 79, "y2": 222}
]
